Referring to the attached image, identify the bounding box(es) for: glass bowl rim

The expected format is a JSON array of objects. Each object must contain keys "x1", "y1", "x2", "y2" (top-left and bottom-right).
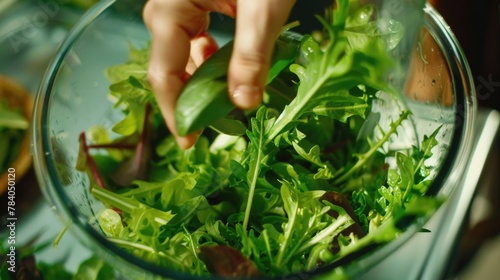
[{"x1": 31, "y1": 1, "x2": 477, "y2": 279}]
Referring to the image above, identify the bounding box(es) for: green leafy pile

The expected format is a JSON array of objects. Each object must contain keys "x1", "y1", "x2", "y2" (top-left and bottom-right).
[
  {"x1": 0, "y1": 100, "x2": 28, "y2": 172},
  {"x1": 0, "y1": 240, "x2": 114, "y2": 280},
  {"x1": 76, "y1": 0, "x2": 442, "y2": 278}
]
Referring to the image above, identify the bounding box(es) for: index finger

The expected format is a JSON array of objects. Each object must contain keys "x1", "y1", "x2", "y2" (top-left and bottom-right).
[{"x1": 143, "y1": 1, "x2": 211, "y2": 148}]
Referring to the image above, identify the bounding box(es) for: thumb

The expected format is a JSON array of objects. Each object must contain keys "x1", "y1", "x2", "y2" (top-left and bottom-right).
[{"x1": 228, "y1": 0, "x2": 295, "y2": 110}]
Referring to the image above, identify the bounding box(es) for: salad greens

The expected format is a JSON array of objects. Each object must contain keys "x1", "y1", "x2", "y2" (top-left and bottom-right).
[
  {"x1": 0, "y1": 238, "x2": 114, "y2": 280},
  {"x1": 175, "y1": 26, "x2": 302, "y2": 136},
  {"x1": 75, "y1": 0, "x2": 443, "y2": 278},
  {"x1": 0, "y1": 100, "x2": 29, "y2": 172}
]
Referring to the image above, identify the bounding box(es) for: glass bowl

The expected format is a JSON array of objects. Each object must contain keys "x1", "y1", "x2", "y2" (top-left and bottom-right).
[{"x1": 32, "y1": 0, "x2": 476, "y2": 279}]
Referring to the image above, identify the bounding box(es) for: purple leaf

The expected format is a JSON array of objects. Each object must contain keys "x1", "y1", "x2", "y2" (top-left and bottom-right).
[{"x1": 199, "y1": 245, "x2": 262, "y2": 277}]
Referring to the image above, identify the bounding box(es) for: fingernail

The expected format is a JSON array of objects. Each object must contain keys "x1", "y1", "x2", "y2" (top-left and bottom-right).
[{"x1": 231, "y1": 85, "x2": 262, "y2": 110}]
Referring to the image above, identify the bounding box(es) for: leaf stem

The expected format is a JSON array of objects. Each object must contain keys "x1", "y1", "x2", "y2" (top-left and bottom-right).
[
  {"x1": 275, "y1": 202, "x2": 297, "y2": 266},
  {"x1": 107, "y1": 237, "x2": 187, "y2": 268},
  {"x1": 267, "y1": 72, "x2": 332, "y2": 142},
  {"x1": 413, "y1": 126, "x2": 442, "y2": 177},
  {"x1": 243, "y1": 118, "x2": 265, "y2": 230},
  {"x1": 183, "y1": 225, "x2": 200, "y2": 262},
  {"x1": 334, "y1": 110, "x2": 410, "y2": 185},
  {"x1": 297, "y1": 215, "x2": 351, "y2": 254},
  {"x1": 280, "y1": 20, "x2": 300, "y2": 33},
  {"x1": 91, "y1": 186, "x2": 139, "y2": 213},
  {"x1": 53, "y1": 222, "x2": 71, "y2": 249},
  {"x1": 80, "y1": 132, "x2": 108, "y2": 189}
]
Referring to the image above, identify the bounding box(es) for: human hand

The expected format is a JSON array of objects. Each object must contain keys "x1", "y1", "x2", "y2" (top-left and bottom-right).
[{"x1": 143, "y1": 0, "x2": 295, "y2": 149}]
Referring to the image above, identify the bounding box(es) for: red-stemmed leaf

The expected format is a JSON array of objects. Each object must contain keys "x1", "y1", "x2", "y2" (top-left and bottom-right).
[
  {"x1": 76, "y1": 132, "x2": 108, "y2": 189},
  {"x1": 110, "y1": 103, "x2": 153, "y2": 187}
]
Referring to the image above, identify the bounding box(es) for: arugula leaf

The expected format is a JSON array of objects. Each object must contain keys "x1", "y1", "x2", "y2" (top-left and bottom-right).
[
  {"x1": 310, "y1": 89, "x2": 369, "y2": 122},
  {"x1": 334, "y1": 110, "x2": 410, "y2": 186},
  {"x1": 71, "y1": 0, "x2": 447, "y2": 278},
  {"x1": 242, "y1": 107, "x2": 277, "y2": 230},
  {"x1": 274, "y1": 183, "x2": 354, "y2": 271},
  {"x1": 267, "y1": 2, "x2": 396, "y2": 141},
  {"x1": 412, "y1": 126, "x2": 441, "y2": 183},
  {"x1": 104, "y1": 45, "x2": 159, "y2": 139}
]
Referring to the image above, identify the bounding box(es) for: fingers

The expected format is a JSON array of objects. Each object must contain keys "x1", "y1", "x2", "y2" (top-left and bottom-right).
[
  {"x1": 143, "y1": 0, "x2": 238, "y2": 149},
  {"x1": 190, "y1": 31, "x2": 219, "y2": 68},
  {"x1": 228, "y1": 0, "x2": 295, "y2": 110},
  {"x1": 143, "y1": 0, "x2": 293, "y2": 148},
  {"x1": 143, "y1": 0, "x2": 209, "y2": 149}
]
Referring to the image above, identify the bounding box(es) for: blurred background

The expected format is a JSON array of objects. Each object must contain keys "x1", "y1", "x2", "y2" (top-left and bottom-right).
[
  {"x1": 429, "y1": 0, "x2": 500, "y2": 279},
  {"x1": 0, "y1": 0, "x2": 498, "y2": 279}
]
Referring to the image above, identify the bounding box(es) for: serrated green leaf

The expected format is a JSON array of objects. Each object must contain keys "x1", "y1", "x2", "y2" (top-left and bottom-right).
[{"x1": 292, "y1": 140, "x2": 325, "y2": 167}]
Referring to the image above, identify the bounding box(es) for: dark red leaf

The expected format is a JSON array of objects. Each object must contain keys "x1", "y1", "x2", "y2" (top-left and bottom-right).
[
  {"x1": 199, "y1": 245, "x2": 261, "y2": 278},
  {"x1": 320, "y1": 191, "x2": 366, "y2": 254}
]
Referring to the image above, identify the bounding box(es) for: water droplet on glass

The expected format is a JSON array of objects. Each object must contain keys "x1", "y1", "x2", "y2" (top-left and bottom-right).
[{"x1": 381, "y1": 19, "x2": 404, "y2": 50}]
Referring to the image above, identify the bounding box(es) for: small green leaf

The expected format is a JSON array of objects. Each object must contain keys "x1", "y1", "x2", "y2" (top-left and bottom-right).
[
  {"x1": 105, "y1": 63, "x2": 147, "y2": 84},
  {"x1": 345, "y1": 18, "x2": 405, "y2": 51},
  {"x1": 99, "y1": 209, "x2": 124, "y2": 237},
  {"x1": 127, "y1": 42, "x2": 150, "y2": 64},
  {"x1": 346, "y1": 3, "x2": 375, "y2": 27},
  {"x1": 230, "y1": 159, "x2": 248, "y2": 182},
  {"x1": 292, "y1": 140, "x2": 325, "y2": 167},
  {"x1": 209, "y1": 116, "x2": 247, "y2": 136},
  {"x1": 111, "y1": 110, "x2": 136, "y2": 136},
  {"x1": 128, "y1": 75, "x2": 145, "y2": 89},
  {"x1": 227, "y1": 212, "x2": 245, "y2": 223},
  {"x1": 72, "y1": 257, "x2": 115, "y2": 280},
  {"x1": 160, "y1": 176, "x2": 197, "y2": 208},
  {"x1": 0, "y1": 101, "x2": 28, "y2": 129}
]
